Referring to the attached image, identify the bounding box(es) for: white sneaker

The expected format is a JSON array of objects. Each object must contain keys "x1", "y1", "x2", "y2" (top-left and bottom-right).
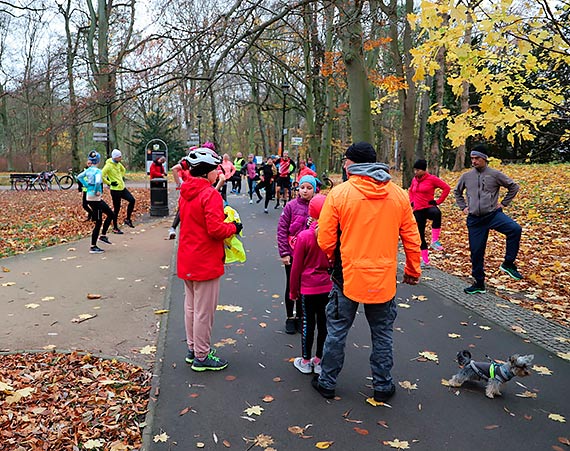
[
  {"x1": 249, "y1": 199, "x2": 253, "y2": 204},
  {"x1": 311, "y1": 357, "x2": 322, "y2": 375},
  {"x1": 293, "y1": 357, "x2": 312, "y2": 374},
  {"x1": 168, "y1": 228, "x2": 176, "y2": 240}
]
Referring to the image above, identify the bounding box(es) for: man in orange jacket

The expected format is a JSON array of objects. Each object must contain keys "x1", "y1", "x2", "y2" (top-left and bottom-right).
[{"x1": 312, "y1": 142, "x2": 421, "y2": 403}]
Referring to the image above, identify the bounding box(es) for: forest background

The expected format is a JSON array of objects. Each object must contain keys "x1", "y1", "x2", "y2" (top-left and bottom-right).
[{"x1": 0, "y1": 0, "x2": 568, "y2": 188}]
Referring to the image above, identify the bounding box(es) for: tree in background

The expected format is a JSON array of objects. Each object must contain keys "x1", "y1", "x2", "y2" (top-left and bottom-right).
[{"x1": 127, "y1": 108, "x2": 187, "y2": 170}]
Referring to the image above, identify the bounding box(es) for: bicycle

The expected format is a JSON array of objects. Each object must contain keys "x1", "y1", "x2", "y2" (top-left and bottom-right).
[
  {"x1": 27, "y1": 172, "x2": 50, "y2": 191},
  {"x1": 42, "y1": 169, "x2": 75, "y2": 190}
]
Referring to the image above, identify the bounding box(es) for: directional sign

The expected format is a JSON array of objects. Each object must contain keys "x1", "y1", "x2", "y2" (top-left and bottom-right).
[
  {"x1": 93, "y1": 132, "x2": 108, "y2": 137},
  {"x1": 291, "y1": 137, "x2": 303, "y2": 145},
  {"x1": 93, "y1": 122, "x2": 107, "y2": 128},
  {"x1": 93, "y1": 136, "x2": 108, "y2": 142}
]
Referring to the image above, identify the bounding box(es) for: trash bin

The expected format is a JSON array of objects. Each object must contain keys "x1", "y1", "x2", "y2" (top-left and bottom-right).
[{"x1": 150, "y1": 178, "x2": 169, "y2": 217}]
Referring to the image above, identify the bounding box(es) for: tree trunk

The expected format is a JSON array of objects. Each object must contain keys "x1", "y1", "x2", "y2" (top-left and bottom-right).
[{"x1": 336, "y1": 1, "x2": 373, "y2": 145}]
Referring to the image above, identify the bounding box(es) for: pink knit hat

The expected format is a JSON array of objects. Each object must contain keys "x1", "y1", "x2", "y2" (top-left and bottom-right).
[{"x1": 309, "y1": 194, "x2": 327, "y2": 219}]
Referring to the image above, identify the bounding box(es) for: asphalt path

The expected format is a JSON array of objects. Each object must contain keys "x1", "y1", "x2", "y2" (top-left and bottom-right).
[{"x1": 146, "y1": 192, "x2": 569, "y2": 451}]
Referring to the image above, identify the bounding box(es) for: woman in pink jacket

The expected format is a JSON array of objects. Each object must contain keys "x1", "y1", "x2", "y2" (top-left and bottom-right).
[{"x1": 408, "y1": 159, "x2": 451, "y2": 267}]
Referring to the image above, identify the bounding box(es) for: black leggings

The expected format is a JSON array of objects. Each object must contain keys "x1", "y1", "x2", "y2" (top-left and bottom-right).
[
  {"x1": 300, "y1": 293, "x2": 329, "y2": 360},
  {"x1": 110, "y1": 188, "x2": 135, "y2": 228},
  {"x1": 82, "y1": 191, "x2": 92, "y2": 217},
  {"x1": 255, "y1": 179, "x2": 272, "y2": 209},
  {"x1": 284, "y1": 262, "x2": 302, "y2": 319},
  {"x1": 413, "y1": 206, "x2": 442, "y2": 250},
  {"x1": 88, "y1": 200, "x2": 114, "y2": 245}
]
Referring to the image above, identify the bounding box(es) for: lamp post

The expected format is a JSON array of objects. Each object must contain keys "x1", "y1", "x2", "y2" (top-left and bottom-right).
[
  {"x1": 280, "y1": 83, "x2": 290, "y2": 156},
  {"x1": 197, "y1": 114, "x2": 202, "y2": 145}
]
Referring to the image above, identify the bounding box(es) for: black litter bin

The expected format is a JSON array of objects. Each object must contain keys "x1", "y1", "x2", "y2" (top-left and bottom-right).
[{"x1": 150, "y1": 178, "x2": 169, "y2": 217}]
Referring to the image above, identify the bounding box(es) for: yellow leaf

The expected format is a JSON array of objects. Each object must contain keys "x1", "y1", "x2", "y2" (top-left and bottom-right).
[
  {"x1": 0, "y1": 381, "x2": 14, "y2": 392},
  {"x1": 383, "y1": 438, "x2": 411, "y2": 449},
  {"x1": 557, "y1": 352, "x2": 570, "y2": 361},
  {"x1": 84, "y1": 439, "x2": 105, "y2": 449},
  {"x1": 2, "y1": 282, "x2": 16, "y2": 286},
  {"x1": 316, "y1": 441, "x2": 334, "y2": 449},
  {"x1": 441, "y1": 379, "x2": 451, "y2": 387},
  {"x1": 549, "y1": 413, "x2": 566, "y2": 423},
  {"x1": 25, "y1": 303, "x2": 40, "y2": 309},
  {"x1": 479, "y1": 326, "x2": 491, "y2": 331},
  {"x1": 366, "y1": 397, "x2": 392, "y2": 408},
  {"x1": 153, "y1": 432, "x2": 169, "y2": 442},
  {"x1": 532, "y1": 365, "x2": 553, "y2": 376},
  {"x1": 515, "y1": 390, "x2": 537, "y2": 398},
  {"x1": 398, "y1": 381, "x2": 418, "y2": 390},
  {"x1": 139, "y1": 345, "x2": 157, "y2": 355},
  {"x1": 398, "y1": 303, "x2": 411, "y2": 309},
  {"x1": 217, "y1": 304, "x2": 243, "y2": 312},
  {"x1": 418, "y1": 351, "x2": 439, "y2": 363},
  {"x1": 109, "y1": 441, "x2": 129, "y2": 451},
  {"x1": 41, "y1": 296, "x2": 55, "y2": 301},
  {"x1": 448, "y1": 333, "x2": 461, "y2": 339},
  {"x1": 244, "y1": 405, "x2": 264, "y2": 416},
  {"x1": 153, "y1": 309, "x2": 169, "y2": 315}
]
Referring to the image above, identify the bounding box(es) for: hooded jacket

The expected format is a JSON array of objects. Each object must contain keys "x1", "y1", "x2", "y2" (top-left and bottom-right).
[
  {"x1": 408, "y1": 173, "x2": 450, "y2": 211},
  {"x1": 177, "y1": 177, "x2": 238, "y2": 281},
  {"x1": 101, "y1": 158, "x2": 126, "y2": 191},
  {"x1": 277, "y1": 196, "x2": 311, "y2": 258},
  {"x1": 454, "y1": 166, "x2": 519, "y2": 217},
  {"x1": 317, "y1": 163, "x2": 421, "y2": 304}
]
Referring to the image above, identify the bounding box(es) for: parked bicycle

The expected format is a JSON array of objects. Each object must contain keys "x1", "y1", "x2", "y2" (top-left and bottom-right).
[
  {"x1": 42, "y1": 169, "x2": 75, "y2": 190},
  {"x1": 14, "y1": 172, "x2": 49, "y2": 191}
]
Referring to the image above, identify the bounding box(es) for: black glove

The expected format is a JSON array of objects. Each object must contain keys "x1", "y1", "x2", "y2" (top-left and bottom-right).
[
  {"x1": 233, "y1": 221, "x2": 243, "y2": 234},
  {"x1": 110, "y1": 181, "x2": 118, "y2": 187},
  {"x1": 429, "y1": 200, "x2": 437, "y2": 206}
]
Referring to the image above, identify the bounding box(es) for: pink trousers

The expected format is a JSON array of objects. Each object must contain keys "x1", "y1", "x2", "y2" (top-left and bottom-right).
[{"x1": 183, "y1": 277, "x2": 221, "y2": 360}]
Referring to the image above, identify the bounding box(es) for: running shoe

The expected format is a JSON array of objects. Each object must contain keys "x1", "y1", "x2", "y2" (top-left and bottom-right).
[
  {"x1": 113, "y1": 228, "x2": 124, "y2": 235},
  {"x1": 99, "y1": 236, "x2": 111, "y2": 245},
  {"x1": 293, "y1": 357, "x2": 312, "y2": 374},
  {"x1": 464, "y1": 282, "x2": 486, "y2": 294},
  {"x1": 285, "y1": 318, "x2": 296, "y2": 334},
  {"x1": 185, "y1": 349, "x2": 195, "y2": 364},
  {"x1": 264, "y1": 208, "x2": 268, "y2": 214},
  {"x1": 168, "y1": 228, "x2": 176, "y2": 240},
  {"x1": 191, "y1": 350, "x2": 228, "y2": 372},
  {"x1": 89, "y1": 246, "x2": 105, "y2": 254},
  {"x1": 124, "y1": 219, "x2": 135, "y2": 228},
  {"x1": 431, "y1": 240, "x2": 444, "y2": 251},
  {"x1": 249, "y1": 199, "x2": 253, "y2": 204},
  {"x1": 311, "y1": 375, "x2": 335, "y2": 399},
  {"x1": 311, "y1": 356, "x2": 322, "y2": 375},
  {"x1": 373, "y1": 384, "x2": 396, "y2": 403},
  {"x1": 500, "y1": 262, "x2": 523, "y2": 281}
]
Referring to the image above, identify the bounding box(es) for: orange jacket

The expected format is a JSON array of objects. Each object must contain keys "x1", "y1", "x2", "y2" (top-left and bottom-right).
[{"x1": 317, "y1": 164, "x2": 421, "y2": 303}]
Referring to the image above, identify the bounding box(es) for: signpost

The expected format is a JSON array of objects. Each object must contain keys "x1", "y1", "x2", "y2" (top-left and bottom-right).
[
  {"x1": 291, "y1": 137, "x2": 303, "y2": 145},
  {"x1": 187, "y1": 133, "x2": 200, "y2": 147}
]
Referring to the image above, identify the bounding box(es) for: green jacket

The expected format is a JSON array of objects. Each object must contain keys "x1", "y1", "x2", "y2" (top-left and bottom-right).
[{"x1": 102, "y1": 157, "x2": 126, "y2": 191}]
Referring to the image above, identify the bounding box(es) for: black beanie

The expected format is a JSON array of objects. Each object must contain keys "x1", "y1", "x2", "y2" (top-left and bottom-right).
[
  {"x1": 190, "y1": 163, "x2": 218, "y2": 177},
  {"x1": 413, "y1": 159, "x2": 427, "y2": 170},
  {"x1": 345, "y1": 142, "x2": 377, "y2": 163}
]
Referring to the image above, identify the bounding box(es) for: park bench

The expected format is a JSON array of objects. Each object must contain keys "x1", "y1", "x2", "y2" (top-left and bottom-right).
[{"x1": 9, "y1": 173, "x2": 37, "y2": 190}]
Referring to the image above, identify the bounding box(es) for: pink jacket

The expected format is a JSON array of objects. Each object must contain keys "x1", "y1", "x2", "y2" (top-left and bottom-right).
[
  {"x1": 408, "y1": 173, "x2": 450, "y2": 211},
  {"x1": 220, "y1": 160, "x2": 236, "y2": 180},
  {"x1": 290, "y1": 224, "x2": 332, "y2": 299}
]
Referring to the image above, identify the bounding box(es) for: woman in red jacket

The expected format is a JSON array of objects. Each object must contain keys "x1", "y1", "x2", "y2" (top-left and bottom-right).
[
  {"x1": 149, "y1": 156, "x2": 166, "y2": 179},
  {"x1": 177, "y1": 147, "x2": 242, "y2": 372},
  {"x1": 408, "y1": 159, "x2": 451, "y2": 267}
]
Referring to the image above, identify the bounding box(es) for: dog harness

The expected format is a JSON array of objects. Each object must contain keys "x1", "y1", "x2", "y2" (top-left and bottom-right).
[{"x1": 468, "y1": 360, "x2": 513, "y2": 383}]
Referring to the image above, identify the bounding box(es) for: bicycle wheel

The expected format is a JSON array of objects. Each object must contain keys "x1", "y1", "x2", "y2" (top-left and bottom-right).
[
  {"x1": 14, "y1": 178, "x2": 29, "y2": 191},
  {"x1": 58, "y1": 175, "x2": 74, "y2": 190},
  {"x1": 38, "y1": 180, "x2": 48, "y2": 191}
]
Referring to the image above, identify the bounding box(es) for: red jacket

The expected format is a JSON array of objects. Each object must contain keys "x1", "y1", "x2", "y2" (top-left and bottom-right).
[
  {"x1": 177, "y1": 177, "x2": 238, "y2": 281},
  {"x1": 150, "y1": 162, "x2": 165, "y2": 179},
  {"x1": 408, "y1": 173, "x2": 450, "y2": 211}
]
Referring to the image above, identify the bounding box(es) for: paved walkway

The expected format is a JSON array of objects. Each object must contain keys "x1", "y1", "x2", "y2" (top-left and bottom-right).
[{"x1": 144, "y1": 193, "x2": 570, "y2": 451}]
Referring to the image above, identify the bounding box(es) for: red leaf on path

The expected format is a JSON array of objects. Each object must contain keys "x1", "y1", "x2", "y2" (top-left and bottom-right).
[
  {"x1": 484, "y1": 425, "x2": 500, "y2": 430},
  {"x1": 179, "y1": 407, "x2": 190, "y2": 416},
  {"x1": 377, "y1": 420, "x2": 389, "y2": 429},
  {"x1": 190, "y1": 393, "x2": 200, "y2": 398},
  {"x1": 225, "y1": 375, "x2": 236, "y2": 381},
  {"x1": 353, "y1": 427, "x2": 368, "y2": 435},
  {"x1": 552, "y1": 446, "x2": 565, "y2": 451},
  {"x1": 558, "y1": 437, "x2": 570, "y2": 446}
]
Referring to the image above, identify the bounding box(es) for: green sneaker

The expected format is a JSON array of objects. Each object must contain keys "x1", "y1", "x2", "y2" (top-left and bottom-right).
[
  {"x1": 464, "y1": 283, "x2": 486, "y2": 294},
  {"x1": 500, "y1": 263, "x2": 523, "y2": 281},
  {"x1": 191, "y1": 350, "x2": 228, "y2": 372},
  {"x1": 185, "y1": 349, "x2": 195, "y2": 364}
]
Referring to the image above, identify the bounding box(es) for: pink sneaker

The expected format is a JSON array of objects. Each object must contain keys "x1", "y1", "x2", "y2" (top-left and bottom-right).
[
  {"x1": 311, "y1": 356, "x2": 322, "y2": 375},
  {"x1": 293, "y1": 357, "x2": 312, "y2": 374}
]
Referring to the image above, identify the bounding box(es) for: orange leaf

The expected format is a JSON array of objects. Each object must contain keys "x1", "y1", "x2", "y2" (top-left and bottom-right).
[{"x1": 353, "y1": 427, "x2": 369, "y2": 435}]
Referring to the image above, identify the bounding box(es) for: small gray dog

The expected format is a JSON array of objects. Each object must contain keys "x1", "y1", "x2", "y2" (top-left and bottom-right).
[{"x1": 448, "y1": 350, "x2": 534, "y2": 398}]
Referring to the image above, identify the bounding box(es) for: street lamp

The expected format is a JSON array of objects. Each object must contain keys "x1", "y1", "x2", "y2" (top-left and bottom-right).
[
  {"x1": 197, "y1": 114, "x2": 202, "y2": 145},
  {"x1": 280, "y1": 83, "x2": 290, "y2": 156}
]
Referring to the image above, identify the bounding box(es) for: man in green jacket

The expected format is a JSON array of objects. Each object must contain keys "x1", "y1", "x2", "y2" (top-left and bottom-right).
[{"x1": 102, "y1": 149, "x2": 136, "y2": 234}]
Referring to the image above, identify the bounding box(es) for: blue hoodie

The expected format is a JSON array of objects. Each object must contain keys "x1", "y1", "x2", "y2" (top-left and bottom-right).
[{"x1": 76, "y1": 166, "x2": 104, "y2": 201}]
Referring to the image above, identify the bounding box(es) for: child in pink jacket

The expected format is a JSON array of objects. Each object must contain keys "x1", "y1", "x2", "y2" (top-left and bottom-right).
[{"x1": 289, "y1": 194, "x2": 332, "y2": 375}]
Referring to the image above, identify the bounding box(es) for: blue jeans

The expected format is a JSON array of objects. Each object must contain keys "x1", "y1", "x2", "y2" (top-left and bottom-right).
[
  {"x1": 318, "y1": 284, "x2": 397, "y2": 392},
  {"x1": 467, "y1": 209, "x2": 522, "y2": 283}
]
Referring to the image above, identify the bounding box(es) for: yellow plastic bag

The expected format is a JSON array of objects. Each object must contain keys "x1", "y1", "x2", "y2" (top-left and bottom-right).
[{"x1": 224, "y1": 206, "x2": 246, "y2": 263}]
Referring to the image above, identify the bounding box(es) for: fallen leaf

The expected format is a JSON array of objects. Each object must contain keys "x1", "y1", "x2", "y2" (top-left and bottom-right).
[
  {"x1": 262, "y1": 395, "x2": 274, "y2": 403},
  {"x1": 225, "y1": 375, "x2": 236, "y2": 381},
  {"x1": 254, "y1": 434, "x2": 274, "y2": 447},
  {"x1": 377, "y1": 420, "x2": 389, "y2": 428},
  {"x1": 549, "y1": 413, "x2": 566, "y2": 423},
  {"x1": 153, "y1": 433, "x2": 169, "y2": 443},
  {"x1": 484, "y1": 425, "x2": 500, "y2": 430},
  {"x1": 139, "y1": 345, "x2": 157, "y2": 355},
  {"x1": 447, "y1": 333, "x2": 461, "y2": 339},
  {"x1": 84, "y1": 439, "x2": 105, "y2": 449},
  {"x1": 515, "y1": 391, "x2": 537, "y2": 398},
  {"x1": 289, "y1": 426, "x2": 305, "y2": 435},
  {"x1": 272, "y1": 294, "x2": 280, "y2": 298},
  {"x1": 316, "y1": 441, "x2": 334, "y2": 449},
  {"x1": 418, "y1": 351, "x2": 439, "y2": 363},
  {"x1": 179, "y1": 407, "x2": 190, "y2": 416},
  {"x1": 412, "y1": 295, "x2": 428, "y2": 301},
  {"x1": 397, "y1": 303, "x2": 411, "y2": 309},
  {"x1": 196, "y1": 442, "x2": 205, "y2": 448},
  {"x1": 1, "y1": 266, "x2": 10, "y2": 272},
  {"x1": 366, "y1": 398, "x2": 392, "y2": 408},
  {"x1": 86, "y1": 293, "x2": 101, "y2": 299},
  {"x1": 532, "y1": 365, "x2": 553, "y2": 376},
  {"x1": 557, "y1": 352, "x2": 570, "y2": 361},
  {"x1": 398, "y1": 381, "x2": 418, "y2": 391},
  {"x1": 479, "y1": 325, "x2": 491, "y2": 330},
  {"x1": 244, "y1": 405, "x2": 264, "y2": 416},
  {"x1": 383, "y1": 438, "x2": 410, "y2": 449},
  {"x1": 41, "y1": 296, "x2": 55, "y2": 301},
  {"x1": 223, "y1": 439, "x2": 231, "y2": 448},
  {"x1": 511, "y1": 325, "x2": 527, "y2": 334},
  {"x1": 25, "y1": 303, "x2": 40, "y2": 309},
  {"x1": 557, "y1": 437, "x2": 570, "y2": 446},
  {"x1": 353, "y1": 427, "x2": 368, "y2": 435},
  {"x1": 217, "y1": 304, "x2": 243, "y2": 312},
  {"x1": 441, "y1": 379, "x2": 452, "y2": 387},
  {"x1": 259, "y1": 322, "x2": 267, "y2": 328}
]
